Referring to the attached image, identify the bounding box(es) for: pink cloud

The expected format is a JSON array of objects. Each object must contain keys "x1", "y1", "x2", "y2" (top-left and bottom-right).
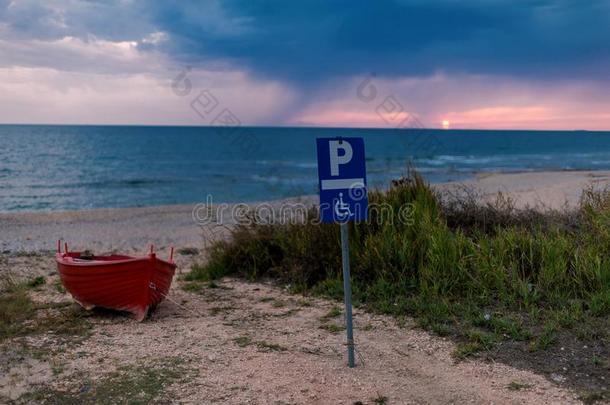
[{"x1": 439, "y1": 106, "x2": 610, "y2": 130}]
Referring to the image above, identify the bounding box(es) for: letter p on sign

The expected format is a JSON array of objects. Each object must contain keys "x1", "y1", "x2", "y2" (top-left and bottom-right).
[{"x1": 329, "y1": 140, "x2": 353, "y2": 176}]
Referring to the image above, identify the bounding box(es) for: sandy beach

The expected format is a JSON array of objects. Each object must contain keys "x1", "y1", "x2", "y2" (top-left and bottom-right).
[
  {"x1": 1, "y1": 170, "x2": 608, "y2": 403},
  {"x1": 439, "y1": 170, "x2": 610, "y2": 210}
]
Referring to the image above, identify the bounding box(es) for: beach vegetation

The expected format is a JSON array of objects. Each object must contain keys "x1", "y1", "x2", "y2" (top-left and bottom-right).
[
  {"x1": 321, "y1": 306, "x2": 342, "y2": 320},
  {"x1": 233, "y1": 335, "x2": 252, "y2": 347},
  {"x1": 372, "y1": 393, "x2": 389, "y2": 404},
  {"x1": 0, "y1": 275, "x2": 36, "y2": 341},
  {"x1": 1, "y1": 274, "x2": 91, "y2": 342},
  {"x1": 255, "y1": 340, "x2": 287, "y2": 352},
  {"x1": 271, "y1": 299, "x2": 286, "y2": 308},
  {"x1": 27, "y1": 276, "x2": 46, "y2": 288},
  {"x1": 579, "y1": 389, "x2": 609, "y2": 403},
  {"x1": 54, "y1": 278, "x2": 66, "y2": 293},
  {"x1": 507, "y1": 381, "x2": 532, "y2": 391},
  {"x1": 319, "y1": 322, "x2": 345, "y2": 333},
  {"x1": 189, "y1": 170, "x2": 610, "y2": 373},
  {"x1": 297, "y1": 298, "x2": 313, "y2": 307},
  {"x1": 22, "y1": 358, "x2": 189, "y2": 404}
]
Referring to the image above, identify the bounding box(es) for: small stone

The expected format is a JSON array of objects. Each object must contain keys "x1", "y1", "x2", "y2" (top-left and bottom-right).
[{"x1": 550, "y1": 373, "x2": 566, "y2": 383}]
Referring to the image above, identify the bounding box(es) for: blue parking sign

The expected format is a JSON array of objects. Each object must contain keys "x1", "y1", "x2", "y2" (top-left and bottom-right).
[{"x1": 316, "y1": 137, "x2": 368, "y2": 223}]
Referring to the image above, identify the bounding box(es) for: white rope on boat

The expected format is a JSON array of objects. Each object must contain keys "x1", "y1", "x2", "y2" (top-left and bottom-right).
[{"x1": 148, "y1": 282, "x2": 206, "y2": 318}]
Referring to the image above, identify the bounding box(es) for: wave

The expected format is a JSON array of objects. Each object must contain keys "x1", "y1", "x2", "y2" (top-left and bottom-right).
[
  {"x1": 22, "y1": 178, "x2": 171, "y2": 190},
  {"x1": 417, "y1": 152, "x2": 610, "y2": 167},
  {"x1": 250, "y1": 174, "x2": 315, "y2": 186},
  {"x1": 255, "y1": 160, "x2": 318, "y2": 169}
]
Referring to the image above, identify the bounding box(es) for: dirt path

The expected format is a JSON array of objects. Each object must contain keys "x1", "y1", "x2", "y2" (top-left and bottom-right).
[
  {"x1": 1, "y1": 253, "x2": 580, "y2": 404},
  {"x1": 141, "y1": 279, "x2": 579, "y2": 404}
]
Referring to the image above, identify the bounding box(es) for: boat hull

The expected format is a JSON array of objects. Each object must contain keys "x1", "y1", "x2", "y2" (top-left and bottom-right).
[{"x1": 56, "y1": 252, "x2": 176, "y2": 321}]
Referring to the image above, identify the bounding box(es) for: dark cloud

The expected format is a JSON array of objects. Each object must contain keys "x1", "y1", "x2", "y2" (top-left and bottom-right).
[
  {"x1": 147, "y1": 0, "x2": 610, "y2": 83},
  {"x1": 1, "y1": 0, "x2": 609, "y2": 83}
]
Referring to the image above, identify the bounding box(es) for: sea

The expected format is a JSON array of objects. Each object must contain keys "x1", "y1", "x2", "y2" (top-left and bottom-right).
[{"x1": 1, "y1": 125, "x2": 610, "y2": 212}]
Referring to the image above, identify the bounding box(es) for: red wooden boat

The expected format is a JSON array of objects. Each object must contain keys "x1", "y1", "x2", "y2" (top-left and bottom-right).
[{"x1": 56, "y1": 242, "x2": 177, "y2": 321}]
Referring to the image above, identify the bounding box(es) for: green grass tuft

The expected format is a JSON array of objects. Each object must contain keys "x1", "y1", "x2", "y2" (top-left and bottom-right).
[
  {"x1": 319, "y1": 323, "x2": 345, "y2": 333},
  {"x1": 320, "y1": 306, "x2": 342, "y2": 320},
  {"x1": 1, "y1": 274, "x2": 90, "y2": 343},
  {"x1": 233, "y1": 335, "x2": 252, "y2": 347},
  {"x1": 27, "y1": 276, "x2": 46, "y2": 288},
  {"x1": 372, "y1": 394, "x2": 389, "y2": 404},
  {"x1": 0, "y1": 279, "x2": 35, "y2": 341},
  {"x1": 255, "y1": 340, "x2": 287, "y2": 352},
  {"x1": 186, "y1": 262, "x2": 228, "y2": 282},
  {"x1": 54, "y1": 278, "x2": 66, "y2": 294},
  {"x1": 22, "y1": 358, "x2": 189, "y2": 404},
  {"x1": 507, "y1": 381, "x2": 532, "y2": 391},
  {"x1": 453, "y1": 342, "x2": 484, "y2": 359},
  {"x1": 579, "y1": 389, "x2": 609, "y2": 403}
]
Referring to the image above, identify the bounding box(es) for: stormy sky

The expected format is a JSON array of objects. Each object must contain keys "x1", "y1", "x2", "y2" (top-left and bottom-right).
[{"x1": 1, "y1": 0, "x2": 609, "y2": 129}]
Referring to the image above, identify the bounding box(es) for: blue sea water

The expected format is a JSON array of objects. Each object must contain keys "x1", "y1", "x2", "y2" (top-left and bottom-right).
[{"x1": 1, "y1": 125, "x2": 610, "y2": 212}]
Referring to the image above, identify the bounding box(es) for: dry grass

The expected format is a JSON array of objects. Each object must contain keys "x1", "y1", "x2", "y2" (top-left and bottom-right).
[{"x1": 0, "y1": 273, "x2": 91, "y2": 343}]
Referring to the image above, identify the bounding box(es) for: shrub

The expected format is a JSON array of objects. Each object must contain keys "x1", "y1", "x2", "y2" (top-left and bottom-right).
[{"x1": 191, "y1": 171, "x2": 610, "y2": 349}]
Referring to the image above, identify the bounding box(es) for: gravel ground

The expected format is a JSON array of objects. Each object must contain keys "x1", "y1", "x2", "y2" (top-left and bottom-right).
[{"x1": 1, "y1": 252, "x2": 581, "y2": 404}]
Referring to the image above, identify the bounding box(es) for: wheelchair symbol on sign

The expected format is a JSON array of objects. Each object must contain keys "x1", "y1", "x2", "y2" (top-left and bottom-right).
[{"x1": 334, "y1": 192, "x2": 353, "y2": 221}]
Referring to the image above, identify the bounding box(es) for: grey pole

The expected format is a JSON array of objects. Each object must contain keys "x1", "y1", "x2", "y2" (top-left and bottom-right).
[{"x1": 340, "y1": 222, "x2": 355, "y2": 368}]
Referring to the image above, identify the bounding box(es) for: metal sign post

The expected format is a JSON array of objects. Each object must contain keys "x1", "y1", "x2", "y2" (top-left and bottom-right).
[
  {"x1": 316, "y1": 137, "x2": 367, "y2": 368},
  {"x1": 340, "y1": 221, "x2": 355, "y2": 367}
]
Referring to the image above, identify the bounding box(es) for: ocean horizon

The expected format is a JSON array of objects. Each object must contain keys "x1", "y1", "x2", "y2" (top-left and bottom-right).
[{"x1": 2, "y1": 124, "x2": 610, "y2": 212}]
